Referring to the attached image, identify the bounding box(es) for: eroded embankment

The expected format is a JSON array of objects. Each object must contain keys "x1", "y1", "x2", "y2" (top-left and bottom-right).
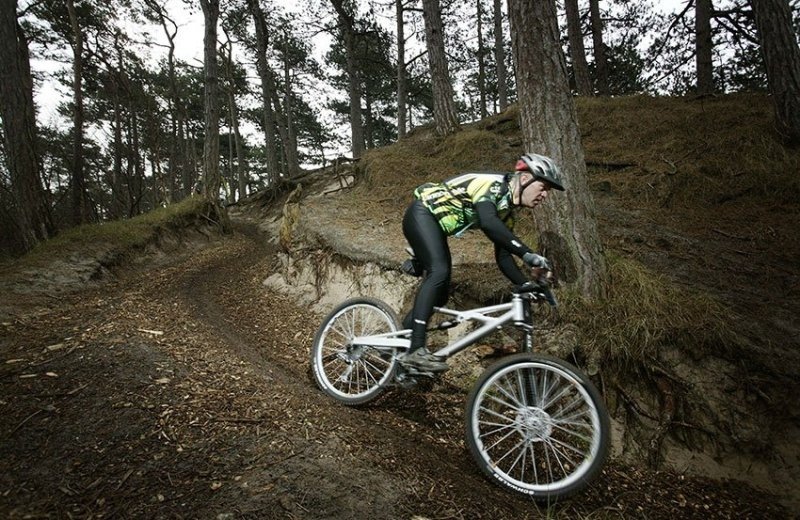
[{"x1": 249, "y1": 167, "x2": 799, "y2": 511}]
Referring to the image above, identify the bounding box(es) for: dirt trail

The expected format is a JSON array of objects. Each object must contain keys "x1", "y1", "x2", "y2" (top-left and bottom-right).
[{"x1": 0, "y1": 221, "x2": 791, "y2": 519}]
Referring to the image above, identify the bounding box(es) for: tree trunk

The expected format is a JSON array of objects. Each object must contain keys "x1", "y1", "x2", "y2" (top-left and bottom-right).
[
  {"x1": 751, "y1": 0, "x2": 800, "y2": 144},
  {"x1": 67, "y1": 0, "x2": 89, "y2": 225},
  {"x1": 421, "y1": 0, "x2": 460, "y2": 135},
  {"x1": 565, "y1": 0, "x2": 593, "y2": 96},
  {"x1": 476, "y1": 0, "x2": 487, "y2": 119},
  {"x1": 696, "y1": 0, "x2": 714, "y2": 95},
  {"x1": 364, "y1": 88, "x2": 374, "y2": 148},
  {"x1": 493, "y1": 0, "x2": 508, "y2": 111},
  {"x1": 130, "y1": 106, "x2": 144, "y2": 217},
  {"x1": 222, "y1": 37, "x2": 248, "y2": 200},
  {"x1": 110, "y1": 31, "x2": 128, "y2": 218},
  {"x1": 0, "y1": 0, "x2": 53, "y2": 251},
  {"x1": 283, "y1": 33, "x2": 299, "y2": 176},
  {"x1": 330, "y1": 0, "x2": 365, "y2": 158},
  {"x1": 200, "y1": 0, "x2": 221, "y2": 202},
  {"x1": 396, "y1": 0, "x2": 407, "y2": 138},
  {"x1": 589, "y1": 0, "x2": 609, "y2": 95},
  {"x1": 246, "y1": 0, "x2": 280, "y2": 186},
  {"x1": 271, "y1": 92, "x2": 293, "y2": 177},
  {"x1": 111, "y1": 87, "x2": 125, "y2": 219},
  {"x1": 227, "y1": 77, "x2": 247, "y2": 201},
  {"x1": 144, "y1": 0, "x2": 181, "y2": 201},
  {"x1": 507, "y1": 0, "x2": 606, "y2": 298}
]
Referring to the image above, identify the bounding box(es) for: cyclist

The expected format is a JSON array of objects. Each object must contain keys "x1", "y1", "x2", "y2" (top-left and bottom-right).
[{"x1": 399, "y1": 153, "x2": 565, "y2": 373}]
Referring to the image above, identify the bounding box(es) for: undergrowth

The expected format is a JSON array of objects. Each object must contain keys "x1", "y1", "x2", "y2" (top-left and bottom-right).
[
  {"x1": 561, "y1": 253, "x2": 741, "y2": 367},
  {"x1": 11, "y1": 197, "x2": 222, "y2": 268}
]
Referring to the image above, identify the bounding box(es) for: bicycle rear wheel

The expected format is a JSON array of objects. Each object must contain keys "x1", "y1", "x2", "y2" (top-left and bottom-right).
[
  {"x1": 311, "y1": 298, "x2": 400, "y2": 405},
  {"x1": 465, "y1": 353, "x2": 610, "y2": 500}
]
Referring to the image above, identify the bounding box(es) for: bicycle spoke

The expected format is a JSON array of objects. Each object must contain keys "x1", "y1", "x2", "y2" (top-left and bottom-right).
[
  {"x1": 513, "y1": 370, "x2": 530, "y2": 407},
  {"x1": 542, "y1": 381, "x2": 574, "y2": 410},
  {"x1": 485, "y1": 424, "x2": 521, "y2": 454},
  {"x1": 492, "y1": 377, "x2": 526, "y2": 409},
  {"x1": 483, "y1": 390, "x2": 522, "y2": 414},
  {"x1": 546, "y1": 433, "x2": 588, "y2": 461},
  {"x1": 506, "y1": 440, "x2": 528, "y2": 480},
  {"x1": 528, "y1": 442, "x2": 539, "y2": 486},
  {"x1": 477, "y1": 404, "x2": 517, "y2": 426},
  {"x1": 551, "y1": 422, "x2": 594, "y2": 445},
  {"x1": 490, "y1": 437, "x2": 527, "y2": 468},
  {"x1": 478, "y1": 422, "x2": 517, "y2": 438},
  {"x1": 549, "y1": 394, "x2": 590, "y2": 422}
]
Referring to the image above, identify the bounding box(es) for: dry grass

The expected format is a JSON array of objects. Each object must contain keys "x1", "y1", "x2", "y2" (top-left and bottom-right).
[
  {"x1": 355, "y1": 127, "x2": 521, "y2": 212},
  {"x1": 6, "y1": 197, "x2": 222, "y2": 269},
  {"x1": 578, "y1": 94, "x2": 800, "y2": 207},
  {"x1": 561, "y1": 253, "x2": 740, "y2": 366}
]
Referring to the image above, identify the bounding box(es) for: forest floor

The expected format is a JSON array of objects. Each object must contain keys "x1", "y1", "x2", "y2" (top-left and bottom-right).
[{"x1": 0, "y1": 209, "x2": 795, "y2": 519}]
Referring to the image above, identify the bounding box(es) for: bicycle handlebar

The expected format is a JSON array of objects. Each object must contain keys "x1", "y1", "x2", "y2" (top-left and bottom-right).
[{"x1": 512, "y1": 278, "x2": 558, "y2": 307}]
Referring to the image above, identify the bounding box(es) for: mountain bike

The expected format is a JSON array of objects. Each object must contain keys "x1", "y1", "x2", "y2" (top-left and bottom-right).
[{"x1": 309, "y1": 275, "x2": 610, "y2": 501}]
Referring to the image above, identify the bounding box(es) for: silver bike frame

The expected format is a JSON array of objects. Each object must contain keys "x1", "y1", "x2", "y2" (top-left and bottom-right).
[{"x1": 351, "y1": 294, "x2": 530, "y2": 360}]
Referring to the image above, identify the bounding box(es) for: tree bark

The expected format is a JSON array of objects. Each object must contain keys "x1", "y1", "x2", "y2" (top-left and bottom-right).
[
  {"x1": 200, "y1": 0, "x2": 221, "y2": 202},
  {"x1": 283, "y1": 33, "x2": 299, "y2": 177},
  {"x1": 67, "y1": 0, "x2": 89, "y2": 225},
  {"x1": 507, "y1": 0, "x2": 606, "y2": 298},
  {"x1": 751, "y1": 0, "x2": 800, "y2": 144},
  {"x1": 330, "y1": 0, "x2": 365, "y2": 158},
  {"x1": 143, "y1": 0, "x2": 182, "y2": 201},
  {"x1": 396, "y1": 0, "x2": 407, "y2": 138},
  {"x1": 110, "y1": 30, "x2": 129, "y2": 218},
  {"x1": 0, "y1": 0, "x2": 53, "y2": 251},
  {"x1": 696, "y1": 0, "x2": 714, "y2": 95},
  {"x1": 589, "y1": 0, "x2": 609, "y2": 95},
  {"x1": 246, "y1": 0, "x2": 280, "y2": 185},
  {"x1": 421, "y1": 0, "x2": 460, "y2": 135},
  {"x1": 565, "y1": 0, "x2": 593, "y2": 96},
  {"x1": 112, "y1": 83, "x2": 125, "y2": 218},
  {"x1": 493, "y1": 0, "x2": 508, "y2": 111},
  {"x1": 222, "y1": 37, "x2": 248, "y2": 201},
  {"x1": 128, "y1": 105, "x2": 144, "y2": 217},
  {"x1": 476, "y1": 0, "x2": 487, "y2": 119}
]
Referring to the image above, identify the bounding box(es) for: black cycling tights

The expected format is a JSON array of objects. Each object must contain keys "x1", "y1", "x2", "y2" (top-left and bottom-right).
[{"x1": 402, "y1": 200, "x2": 451, "y2": 352}]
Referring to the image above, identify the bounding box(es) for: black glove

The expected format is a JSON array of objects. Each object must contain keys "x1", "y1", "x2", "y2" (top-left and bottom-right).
[{"x1": 522, "y1": 252, "x2": 551, "y2": 270}]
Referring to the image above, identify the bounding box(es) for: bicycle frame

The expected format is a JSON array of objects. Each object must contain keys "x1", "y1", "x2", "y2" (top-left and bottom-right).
[{"x1": 351, "y1": 293, "x2": 535, "y2": 359}]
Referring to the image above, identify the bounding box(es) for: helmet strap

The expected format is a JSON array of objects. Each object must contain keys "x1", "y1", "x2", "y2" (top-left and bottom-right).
[{"x1": 513, "y1": 174, "x2": 537, "y2": 206}]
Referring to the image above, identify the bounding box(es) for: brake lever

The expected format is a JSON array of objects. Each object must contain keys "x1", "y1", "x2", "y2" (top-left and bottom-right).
[{"x1": 532, "y1": 275, "x2": 557, "y2": 307}]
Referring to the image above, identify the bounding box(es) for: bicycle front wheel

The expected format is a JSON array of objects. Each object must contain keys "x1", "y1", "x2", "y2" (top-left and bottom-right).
[
  {"x1": 311, "y1": 298, "x2": 400, "y2": 405},
  {"x1": 465, "y1": 353, "x2": 610, "y2": 500}
]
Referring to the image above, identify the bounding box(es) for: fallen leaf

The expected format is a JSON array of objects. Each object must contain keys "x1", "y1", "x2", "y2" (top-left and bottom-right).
[
  {"x1": 138, "y1": 329, "x2": 164, "y2": 336},
  {"x1": 154, "y1": 378, "x2": 171, "y2": 384}
]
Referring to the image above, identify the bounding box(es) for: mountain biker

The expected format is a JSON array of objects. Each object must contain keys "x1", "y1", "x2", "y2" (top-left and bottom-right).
[{"x1": 399, "y1": 153, "x2": 565, "y2": 373}]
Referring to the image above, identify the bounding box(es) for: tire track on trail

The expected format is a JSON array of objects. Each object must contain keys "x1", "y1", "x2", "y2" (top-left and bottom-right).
[{"x1": 158, "y1": 223, "x2": 539, "y2": 519}]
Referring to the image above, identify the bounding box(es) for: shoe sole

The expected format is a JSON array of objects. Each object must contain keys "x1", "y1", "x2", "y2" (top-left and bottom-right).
[{"x1": 399, "y1": 360, "x2": 449, "y2": 373}]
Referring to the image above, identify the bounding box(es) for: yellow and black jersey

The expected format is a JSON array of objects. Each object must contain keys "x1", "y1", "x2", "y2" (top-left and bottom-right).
[{"x1": 413, "y1": 173, "x2": 514, "y2": 237}]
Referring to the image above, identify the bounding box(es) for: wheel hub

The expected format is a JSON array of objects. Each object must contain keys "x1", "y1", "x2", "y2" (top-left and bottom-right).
[
  {"x1": 339, "y1": 342, "x2": 364, "y2": 363},
  {"x1": 516, "y1": 407, "x2": 553, "y2": 442}
]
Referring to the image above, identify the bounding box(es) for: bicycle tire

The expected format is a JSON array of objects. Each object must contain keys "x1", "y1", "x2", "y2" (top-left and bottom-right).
[
  {"x1": 465, "y1": 352, "x2": 610, "y2": 500},
  {"x1": 311, "y1": 298, "x2": 401, "y2": 405}
]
